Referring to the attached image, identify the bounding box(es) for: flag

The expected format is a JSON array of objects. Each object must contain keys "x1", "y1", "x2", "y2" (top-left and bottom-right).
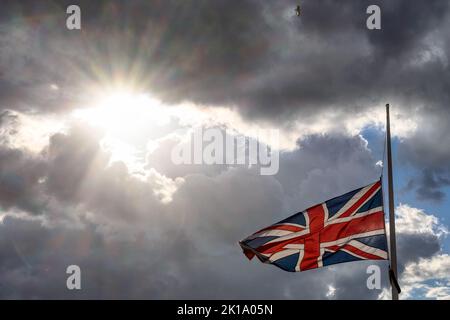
[{"x1": 239, "y1": 180, "x2": 388, "y2": 272}]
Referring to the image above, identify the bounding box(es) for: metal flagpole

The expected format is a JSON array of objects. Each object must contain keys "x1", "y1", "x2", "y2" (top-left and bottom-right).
[{"x1": 386, "y1": 103, "x2": 399, "y2": 300}]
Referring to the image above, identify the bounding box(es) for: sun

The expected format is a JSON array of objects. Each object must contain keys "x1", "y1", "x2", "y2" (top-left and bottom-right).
[
  {"x1": 73, "y1": 90, "x2": 169, "y2": 136},
  {"x1": 71, "y1": 89, "x2": 171, "y2": 170}
]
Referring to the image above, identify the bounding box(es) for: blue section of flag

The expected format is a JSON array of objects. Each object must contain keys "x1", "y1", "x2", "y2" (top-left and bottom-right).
[
  {"x1": 356, "y1": 188, "x2": 383, "y2": 214},
  {"x1": 356, "y1": 234, "x2": 388, "y2": 251},
  {"x1": 273, "y1": 253, "x2": 300, "y2": 272},
  {"x1": 278, "y1": 211, "x2": 306, "y2": 227},
  {"x1": 322, "y1": 250, "x2": 361, "y2": 266},
  {"x1": 326, "y1": 188, "x2": 361, "y2": 219}
]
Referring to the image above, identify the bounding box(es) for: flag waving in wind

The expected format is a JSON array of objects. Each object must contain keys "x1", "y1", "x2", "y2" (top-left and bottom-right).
[{"x1": 239, "y1": 180, "x2": 388, "y2": 272}]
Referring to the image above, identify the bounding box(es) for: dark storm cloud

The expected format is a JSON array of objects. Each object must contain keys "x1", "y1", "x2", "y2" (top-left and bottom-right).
[
  {"x1": 2, "y1": 0, "x2": 449, "y2": 200},
  {"x1": 0, "y1": 0, "x2": 447, "y2": 114},
  {"x1": 397, "y1": 233, "x2": 441, "y2": 267},
  {"x1": 0, "y1": 147, "x2": 46, "y2": 214},
  {"x1": 46, "y1": 125, "x2": 108, "y2": 202},
  {"x1": 0, "y1": 112, "x2": 48, "y2": 214},
  {"x1": 399, "y1": 109, "x2": 450, "y2": 201},
  {"x1": 275, "y1": 134, "x2": 380, "y2": 210},
  {"x1": 0, "y1": 214, "x2": 336, "y2": 299},
  {"x1": 0, "y1": 111, "x2": 48, "y2": 215},
  {"x1": 405, "y1": 170, "x2": 450, "y2": 202},
  {"x1": 236, "y1": 0, "x2": 450, "y2": 121},
  {"x1": 1, "y1": 122, "x2": 440, "y2": 299}
]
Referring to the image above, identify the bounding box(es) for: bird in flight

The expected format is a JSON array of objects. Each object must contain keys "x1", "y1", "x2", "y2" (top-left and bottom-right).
[{"x1": 295, "y1": 5, "x2": 301, "y2": 16}]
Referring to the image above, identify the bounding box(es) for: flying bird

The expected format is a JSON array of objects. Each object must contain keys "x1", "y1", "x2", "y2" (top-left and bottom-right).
[{"x1": 295, "y1": 5, "x2": 301, "y2": 16}]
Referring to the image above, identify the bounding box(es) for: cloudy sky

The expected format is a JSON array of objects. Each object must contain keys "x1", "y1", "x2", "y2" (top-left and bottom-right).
[{"x1": 0, "y1": 0, "x2": 450, "y2": 299}]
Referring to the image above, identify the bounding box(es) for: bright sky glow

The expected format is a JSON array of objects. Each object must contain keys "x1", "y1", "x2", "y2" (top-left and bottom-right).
[{"x1": 72, "y1": 91, "x2": 170, "y2": 136}]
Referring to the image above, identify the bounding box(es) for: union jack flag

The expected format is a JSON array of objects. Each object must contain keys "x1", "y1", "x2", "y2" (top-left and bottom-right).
[{"x1": 239, "y1": 180, "x2": 388, "y2": 272}]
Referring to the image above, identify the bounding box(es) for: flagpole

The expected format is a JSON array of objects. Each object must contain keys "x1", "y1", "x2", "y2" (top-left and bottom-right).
[{"x1": 386, "y1": 103, "x2": 399, "y2": 300}]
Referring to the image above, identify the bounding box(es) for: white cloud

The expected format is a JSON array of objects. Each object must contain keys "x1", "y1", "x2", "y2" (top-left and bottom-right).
[
  {"x1": 402, "y1": 254, "x2": 450, "y2": 284},
  {"x1": 144, "y1": 168, "x2": 185, "y2": 204},
  {"x1": 395, "y1": 204, "x2": 448, "y2": 237},
  {"x1": 0, "y1": 110, "x2": 66, "y2": 153},
  {"x1": 326, "y1": 285, "x2": 336, "y2": 298},
  {"x1": 400, "y1": 254, "x2": 450, "y2": 300},
  {"x1": 424, "y1": 284, "x2": 450, "y2": 300}
]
